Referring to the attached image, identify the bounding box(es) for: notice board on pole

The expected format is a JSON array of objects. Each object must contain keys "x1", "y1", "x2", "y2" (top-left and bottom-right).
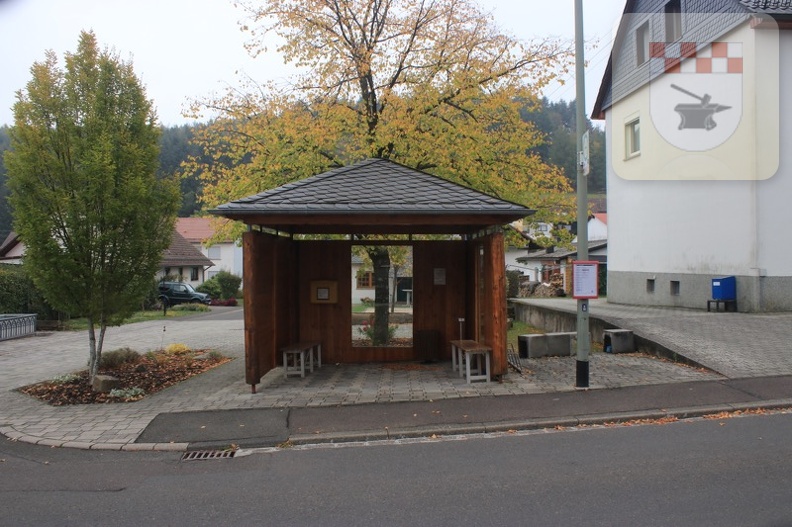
[{"x1": 572, "y1": 261, "x2": 599, "y2": 299}]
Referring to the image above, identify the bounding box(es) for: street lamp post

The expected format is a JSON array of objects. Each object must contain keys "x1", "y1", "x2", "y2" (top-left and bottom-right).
[{"x1": 574, "y1": 0, "x2": 590, "y2": 388}]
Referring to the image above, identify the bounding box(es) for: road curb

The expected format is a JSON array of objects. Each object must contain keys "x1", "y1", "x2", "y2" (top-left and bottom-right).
[
  {"x1": 4, "y1": 400, "x2": 792, "y2": 452},
  {"x1": 288, "y1": 400, "x2": 792, "y2": 447}
]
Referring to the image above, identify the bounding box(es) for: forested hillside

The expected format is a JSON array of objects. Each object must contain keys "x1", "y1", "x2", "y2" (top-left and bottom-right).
[{"x1": 522, "y1": 98, "x2": 606, "y2": 193}]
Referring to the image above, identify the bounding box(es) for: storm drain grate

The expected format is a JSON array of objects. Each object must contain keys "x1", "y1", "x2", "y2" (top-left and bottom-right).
[{"x1": 181, "y1": 450, "x2": 236, "y2": 461}]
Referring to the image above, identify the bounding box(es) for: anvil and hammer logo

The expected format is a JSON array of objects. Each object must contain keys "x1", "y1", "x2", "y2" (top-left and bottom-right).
[{"x1": 650, "y1": 41, "x2": 742, "y2": 151}]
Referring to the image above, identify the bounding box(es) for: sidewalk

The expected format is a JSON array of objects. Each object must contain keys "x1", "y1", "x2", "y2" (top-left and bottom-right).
[{"x1": 2, "y1": 302, "x2": 792, "y2": 451}]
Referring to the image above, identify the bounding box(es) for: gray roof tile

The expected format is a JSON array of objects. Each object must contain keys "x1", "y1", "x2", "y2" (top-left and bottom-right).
[{"x1": 212, "y1": 158, "x2": 531, "y2": 216}]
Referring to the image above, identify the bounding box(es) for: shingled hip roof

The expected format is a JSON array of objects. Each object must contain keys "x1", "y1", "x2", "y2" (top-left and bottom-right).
[
  {"x1": 210, "y1": 158, "x2": 533, "y2": 235},
  {"x1": 161, "y1": 231, "x2": 214, "y2": 268}
]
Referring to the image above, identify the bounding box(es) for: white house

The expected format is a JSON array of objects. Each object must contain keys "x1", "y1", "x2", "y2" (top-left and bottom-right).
[
  {"x1": 0, "y1": 232, "x2": 23, "y2": 264},
  {"x1": 593, "y1": 0, "x2": 791, "y2": 311},
  {"x1": 1, "y1": 229, "x2": 214, "y2": 288},
  {"x1": 351, "y1": 252, "x2": 413, "y2": 306},
  {"x1": 587, "y1": 213, "x2": 608, "y2": 242},
  {"x1": 175, "y1": 217, "x2": 243, "y2": 280},
  {"x1": 157, "y1": 230, "x2": 214, "y2": 287}
]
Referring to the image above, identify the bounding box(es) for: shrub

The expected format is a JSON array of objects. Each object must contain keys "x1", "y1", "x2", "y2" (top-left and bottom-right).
[
  {"x1": 198, "y1": 271, "x2": 242, "y2": 300},
  {"x1": 109, "y1": 387, "x2": 145, "y2": 399},
  {"x1": 164, "y1": 343, "x2": 191, "y2": 355},
  {"x1": 505, "y1": 270, "x2": 521, "y2": 299},
  {"x1": 0, "y1": 264, "x2": 63, "y2": 320},
  {"x1": 196, "y1": 279, "x2": 222, "y2": 299},
  {"x1": 206, "y1": 350, "x2": 224, "y2": 362},
  {"x1": 51, "y1": 373, "x2": 80, "y2": 384},
  {"x1": 357, "y1": 315, "x2": 398, "y2": 342},
  {"x1": 100, "y1": 348, "x2": 141, "y2": 369},
  {"x1": 215, "y1": 271, "x2": 242, "y2": 299}
]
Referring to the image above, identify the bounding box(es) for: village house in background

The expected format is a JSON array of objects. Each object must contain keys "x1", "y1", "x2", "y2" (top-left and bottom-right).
[
  {"x1": 157, "y1": 230, "x2": 214, "y2": 286},
  {"x1": 175, "y1": 217, "x2": 243, "y2": 280},
  {"x1": 0, "y1": 232, "x2": 23, "y2": 264},
  {"x1": 351, "y1": 254, "x2": 414, "y2": 307},
  {"x1": 1, "y1": 229, "x2": 214, "y2": 289},
  {"x1": 507, "y1": 211, "x2": 609, "y2": 292}
]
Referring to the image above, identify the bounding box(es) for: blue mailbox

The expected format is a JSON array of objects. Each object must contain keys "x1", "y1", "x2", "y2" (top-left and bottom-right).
[{"x1": 712, "y1": 276, "x2": 736, "y2": 300}]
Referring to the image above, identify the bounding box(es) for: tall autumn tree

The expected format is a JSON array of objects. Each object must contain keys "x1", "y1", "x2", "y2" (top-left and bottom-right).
[
  {"x1": 5, "y1": 31, "x2": 179, "y2": 382},
  {"x1": 186, "y1": 0, "x2": 575, "y2": 341}
]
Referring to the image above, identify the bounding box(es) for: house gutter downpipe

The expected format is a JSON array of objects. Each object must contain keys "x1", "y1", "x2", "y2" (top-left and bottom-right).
[{"x1": 574, "y1": 0, "x2": 590, "y2": 388}]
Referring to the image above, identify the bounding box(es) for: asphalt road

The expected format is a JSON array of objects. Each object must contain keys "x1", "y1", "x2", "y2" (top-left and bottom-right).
[{"x1": 2, "y1": 412, "x2": 791, "y2": 526}]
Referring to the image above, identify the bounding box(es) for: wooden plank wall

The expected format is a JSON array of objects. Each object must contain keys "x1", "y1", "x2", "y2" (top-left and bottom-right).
[
  {"x1": 297, "y1": 241, "x2": 352, "y2": 363},
  {"x1": 242, "y1": 231, "x2": 296, "y2": 386},
  {"x1": 413, "y1": 240, "x2": 467, "y2": 360}
]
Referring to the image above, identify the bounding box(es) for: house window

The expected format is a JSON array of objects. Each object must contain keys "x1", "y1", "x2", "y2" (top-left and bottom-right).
[
  {"x1": 670, "y1": 280, "x2": 681, "y2": 296},
  {"x1": 636, "y1": 21, "x2": 650, "y2": 65},
  {"x1": 191, "y1": 267, "x2": 199, "y2": 281},
  {"x1": 647, "y1": 279, "x2": 656, "y2": 293},
  {"x1": 665, "y1": 0, "x2": 682, "y2": 42},
  {"x1": 357, "y1": 271, "x2": 375, "y2": 289},
  {"x1": 626, "y1": 118, "x2": 641, "y2": 157},
  {"x1": 207, "y1": 246, "x2": 221, "y2": 259}
]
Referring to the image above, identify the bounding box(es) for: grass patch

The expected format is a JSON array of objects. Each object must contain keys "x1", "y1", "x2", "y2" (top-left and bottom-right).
[
  {"x1": 507, "y1": 320, "x2": 544, "y2": 350},
  {"x1": 65, "y1": 308, "x2": 199, "y2": 331}
]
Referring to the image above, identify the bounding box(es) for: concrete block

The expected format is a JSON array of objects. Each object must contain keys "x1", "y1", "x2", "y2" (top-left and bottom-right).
[
  {"x1": 603, "y1": 329, "x2": 635, "y2": 353},
  {"x1": 544, "y1": 332, "x2": 576, "y2": 357},
  {"x1": 92, "y1": 374, "x2": 121, "y2": 393},
  {"x1": 519, "y1": 332, "x2": 575, "y2": 358}
]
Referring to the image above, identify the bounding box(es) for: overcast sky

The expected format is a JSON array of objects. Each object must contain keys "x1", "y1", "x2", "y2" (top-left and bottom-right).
[{"x1": 0, "y1": 0, "x2": 625, "y2": 127}]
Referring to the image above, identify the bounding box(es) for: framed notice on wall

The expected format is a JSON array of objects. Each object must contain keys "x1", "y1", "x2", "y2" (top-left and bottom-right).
[
  {"x1": 572, "y1": 261, "x2": 599, "y2": 299},
  {"x1": 310, "y1": 281, "x2": 338, "y2": 304}
]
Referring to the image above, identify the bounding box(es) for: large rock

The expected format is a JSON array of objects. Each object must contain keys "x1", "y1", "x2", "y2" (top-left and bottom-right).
[{"x1": 92, "y1": 374, "x2": 121, "y2": 393}]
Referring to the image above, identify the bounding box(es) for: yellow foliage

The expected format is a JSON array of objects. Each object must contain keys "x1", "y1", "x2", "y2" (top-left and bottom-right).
[{"x1": 184, "y1": 0, "x2": 576, "y2": 232}]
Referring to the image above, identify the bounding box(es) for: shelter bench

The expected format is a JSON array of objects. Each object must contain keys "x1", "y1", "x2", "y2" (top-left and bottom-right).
[
  {"x1": 281, "y1": 341, "x2": 322, "y2": 379},
  {"x1": 450, "y1": 339, "x2": 492, "y2": 384}
]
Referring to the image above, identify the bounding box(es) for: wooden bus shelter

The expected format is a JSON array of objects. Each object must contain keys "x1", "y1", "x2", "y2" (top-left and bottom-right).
[{"x1": 211, "y1": 158, "x2": 533, "y2": 392}]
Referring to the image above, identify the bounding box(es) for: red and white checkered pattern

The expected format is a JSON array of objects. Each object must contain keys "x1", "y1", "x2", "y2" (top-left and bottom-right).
[{"x1": 651, "y1": 41, "x2": 743, "y2": 74}]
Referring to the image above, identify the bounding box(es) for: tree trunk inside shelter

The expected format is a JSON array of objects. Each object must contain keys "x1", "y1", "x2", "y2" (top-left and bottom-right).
[{"x1": 368, "y1": 247, "x2": 391, "y2": 346}]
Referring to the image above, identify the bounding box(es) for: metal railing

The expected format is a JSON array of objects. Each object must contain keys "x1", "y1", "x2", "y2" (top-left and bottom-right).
[{"x1": 0, "y1": 314, "x2": 37, "y2": 341}]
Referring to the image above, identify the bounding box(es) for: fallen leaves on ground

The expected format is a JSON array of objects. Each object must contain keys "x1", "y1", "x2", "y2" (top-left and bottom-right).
[
  {"x1": 703, "y1": 408, "x2": 771, "y2": 420},
  {"x1": 608, "y1": 416, "x2": 680, "y2": 427},
  {"x1": 17, "y1": 350, "x2": 231, "y2": 406}
]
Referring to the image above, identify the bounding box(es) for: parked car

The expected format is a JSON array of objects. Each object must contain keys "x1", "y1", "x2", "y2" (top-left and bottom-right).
[{"x1": 157, "y1": 281, "x2": 211, "y2": 307}]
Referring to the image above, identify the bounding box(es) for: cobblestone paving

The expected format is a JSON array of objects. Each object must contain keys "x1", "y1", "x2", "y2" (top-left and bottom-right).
[{"x1": 3, "y1": 300, "x2": 788, "y2": 447}]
